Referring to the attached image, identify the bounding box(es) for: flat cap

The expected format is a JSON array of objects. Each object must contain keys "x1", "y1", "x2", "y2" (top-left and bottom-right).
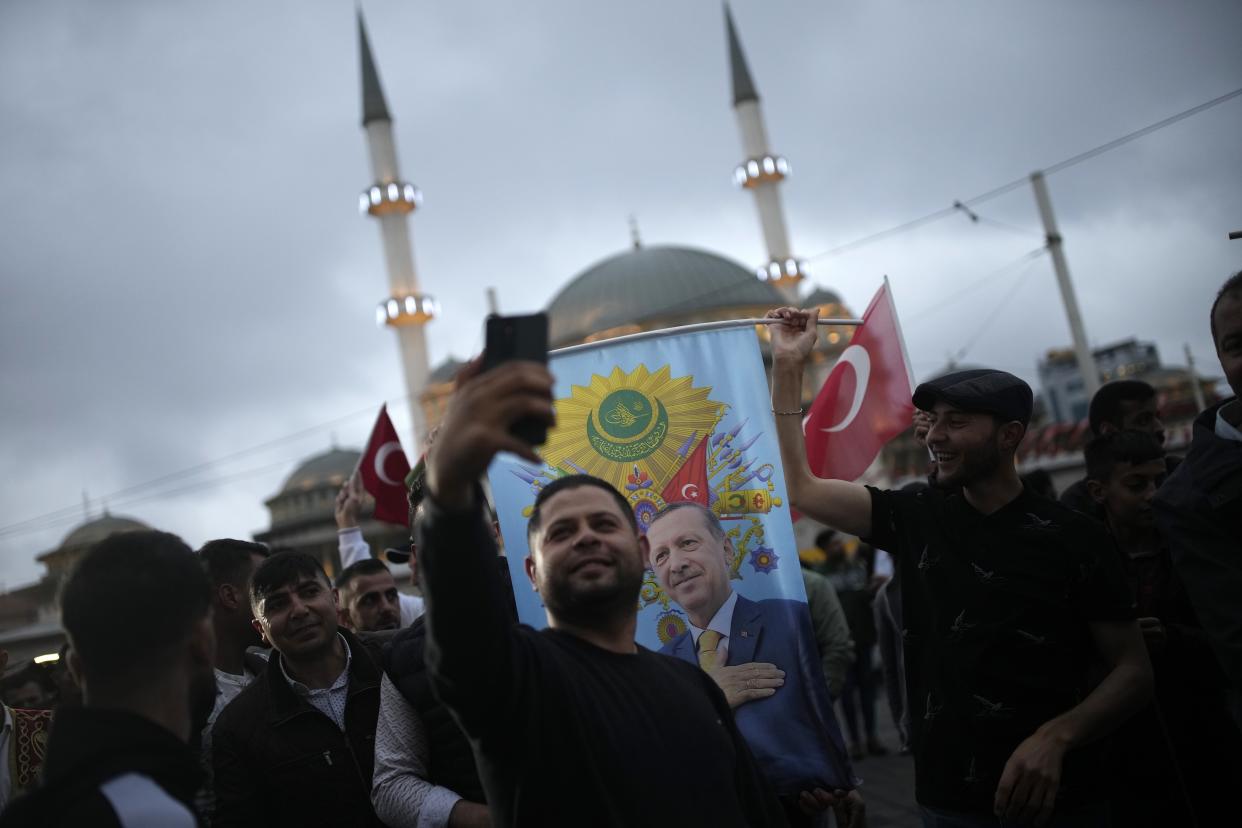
[{"x1": 912, "y1": 368, "x2": 1033, "y2": 426}]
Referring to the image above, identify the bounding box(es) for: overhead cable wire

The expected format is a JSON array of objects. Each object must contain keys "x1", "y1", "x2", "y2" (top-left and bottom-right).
[
  {"x1": 0, "y1": 455, "x2": 310, "y2": 542},
  {"x1": 950, "y1": 255, "x2": 1043, "y2": 362},
  {"x1": 904, "y1": 247, "x2": 1047, "y2": 326},
  {"x1": 2, "y1": 88, "x2": 1237, "y2": 540},
  {"x1": 803, "y1": 85, "x2": 1242, "y2": 263},
  {"x1": 0, "y1": 397, "x2": 406, "y2": 539}
]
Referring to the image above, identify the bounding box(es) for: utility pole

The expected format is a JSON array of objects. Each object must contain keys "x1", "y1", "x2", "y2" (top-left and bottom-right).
[
  {"x1": 1185, "y1": 343, "x2": 1208, "y2": 412},
  {"x1": 1030, "y1": 171, "x2": 1100, "y2": 399}
]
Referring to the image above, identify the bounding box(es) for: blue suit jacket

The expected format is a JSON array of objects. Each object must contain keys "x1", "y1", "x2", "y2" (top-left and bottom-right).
[{"x1": 661, "y1": 593, "x2": 855, "y2": 795}]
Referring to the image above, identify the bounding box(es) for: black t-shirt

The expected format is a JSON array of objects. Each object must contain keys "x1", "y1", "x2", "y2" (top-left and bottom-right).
[
  {"x1": 865, "y1": 485, "x2": 1134, "y2": 813},
  {"x1": 417, "y1": 498, "x2": 787, "y2": 828}
]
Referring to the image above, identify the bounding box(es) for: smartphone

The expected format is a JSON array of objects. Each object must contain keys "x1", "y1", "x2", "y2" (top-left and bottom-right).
[{"x1": 482, "y1": 312, "x2": 550, "y2": 446}]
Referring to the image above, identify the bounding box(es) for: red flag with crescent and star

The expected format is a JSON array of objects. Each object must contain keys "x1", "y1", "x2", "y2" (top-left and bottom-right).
[
  {"x1": 357, "y1": 405, "x2": 412, "y2": 525},
  {"x1": 804, "y1": 279, "x2": 915, "y2": 481},
  {"x1": 660, "y1": 436, "x2": 710, "y2": 506}
]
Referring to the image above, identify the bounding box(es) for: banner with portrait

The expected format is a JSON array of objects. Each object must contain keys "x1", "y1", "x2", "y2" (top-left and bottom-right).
[{"x1": 488, "y1": 325, "x2": 855, "y2": 793}]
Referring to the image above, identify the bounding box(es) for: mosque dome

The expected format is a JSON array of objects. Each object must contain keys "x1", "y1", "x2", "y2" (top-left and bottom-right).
[
  {"x1": 546, "y1": 245, "x2": 786, "y2": 348},
  {"x1": 59, "y1": 514, "x2": 149, "y2": 550},
  {"x1": 804, "y1": 286, "x2": 844, "y2": 308},
  {"x1": 279, "y1": 448, "x2": 360, "y2": 494}
]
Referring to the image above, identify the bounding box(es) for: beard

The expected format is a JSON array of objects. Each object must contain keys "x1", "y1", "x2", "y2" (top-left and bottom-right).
[
  {"x1": 541, "y1": 551, "x2": 645, "y2": 629},
  {"x1": 936, "y1": 437, "x2": 1002, "y2": 489}
]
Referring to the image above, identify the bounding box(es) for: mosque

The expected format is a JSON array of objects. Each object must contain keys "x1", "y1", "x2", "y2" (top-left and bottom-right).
[
  {"x1": 259, "y1": 6, "x2": 854, "y2": 568},
  {"x1": 0, "y1": 7, "x2": 853, "y2": 664}
]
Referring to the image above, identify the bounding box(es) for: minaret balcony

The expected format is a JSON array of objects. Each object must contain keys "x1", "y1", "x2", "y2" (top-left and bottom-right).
[
  {"x1": 359, "y1": 182, "x2": 422, "y2": 216},
  {"x1": 733, "y1": 155, "x2": 789, "y2": 188},
  {"x1": 755, "y1": 258, "x2": 806, "y2": 286},
  {"x1": 376, "y1": 293, "x2": 438, "y2": 327}
]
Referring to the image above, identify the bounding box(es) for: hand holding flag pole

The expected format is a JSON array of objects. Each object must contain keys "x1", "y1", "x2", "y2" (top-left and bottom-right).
[
  {"x1": 801, "y1": 278, "x2": 916, "y2": 482},
  {"x1": 355, "y1": 404, "x2": 413, "y2": 526}
]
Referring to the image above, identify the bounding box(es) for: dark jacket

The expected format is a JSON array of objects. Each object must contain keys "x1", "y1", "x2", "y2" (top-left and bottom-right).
[
  {"x1": 1154, "y1": 399, "x2": 1242, "y2": 728},
  {"x1": 211, "y1": 628, "x2": 384, "y2": 828},
  {"x1": 0, "y1": 707, "x2": 203, "y2": 827},
  {"x1": 385, "y1": 613, "x2": 486, "y2": 804}
]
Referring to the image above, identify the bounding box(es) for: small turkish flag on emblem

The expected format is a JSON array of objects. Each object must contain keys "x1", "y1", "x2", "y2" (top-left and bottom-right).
[
  {"x1": 357, "y1": 405, "x2": 412, "y2": 526},
  {"x1": 804, "y1": 280, "x2": 915, "y2": 482}
]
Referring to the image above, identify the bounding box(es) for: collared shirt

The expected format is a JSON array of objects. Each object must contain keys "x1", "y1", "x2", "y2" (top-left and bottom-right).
[
  {"x1": 198, "y1": 663, "x2": 262, "y2": 818},
  {"x1": 688, "y1": 589, "x2": 739, "y2": 662},
  {"x1": 371, "y1": 675, "x2": 462, "y2": 828},
  {"x1": 280, "y1": 633, "x2": 352, "y2": 730},
  {"x1": 1215, "y1": 400, "x2": 1242, "y2": 442}
]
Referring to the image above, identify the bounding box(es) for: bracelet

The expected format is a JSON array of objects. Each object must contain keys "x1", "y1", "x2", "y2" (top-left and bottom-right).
[{"x1": 772, "y1": 408, "x2": 804, "y2": 416}]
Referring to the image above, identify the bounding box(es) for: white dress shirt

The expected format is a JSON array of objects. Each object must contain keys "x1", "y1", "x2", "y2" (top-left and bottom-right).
[
  {"x1": 371, "y1": 675, "x2": 464, "y2": 828},
  {"x1": 688, "y1": 590, "x2": 739, "y2": 663},
  {"x1": 280, "y1": 634, "x2": 352, "y2": 730},
  {"x1": 1216, "y1": 400, "x2": 1242, "y2": 442}
]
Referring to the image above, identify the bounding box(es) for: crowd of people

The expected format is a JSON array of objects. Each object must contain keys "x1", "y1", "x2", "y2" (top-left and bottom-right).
[{"x1": 0, "y1": 269, "x2": 1238, "y2": 827}]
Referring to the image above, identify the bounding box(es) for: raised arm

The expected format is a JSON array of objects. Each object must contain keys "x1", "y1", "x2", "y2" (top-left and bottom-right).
[
  {"x1": 767, "y1": 307, "x2": 872, "y2": 538},
  {"x1": 336, "y1": 474, "x2": 374, "y2": 568},
  {"x1": 418, "y1": 357, "x2": 555, "y2": 735}
]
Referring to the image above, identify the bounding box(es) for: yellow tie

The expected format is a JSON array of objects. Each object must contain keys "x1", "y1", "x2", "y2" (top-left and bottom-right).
[{"x1": 697, "y1": 630, "x2": 723, "y2": 670}]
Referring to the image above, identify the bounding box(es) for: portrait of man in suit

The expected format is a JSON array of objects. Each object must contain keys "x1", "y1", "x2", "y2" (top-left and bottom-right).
[{"x1": 647, "y1": 502, "x2": 855, "y2": 798}]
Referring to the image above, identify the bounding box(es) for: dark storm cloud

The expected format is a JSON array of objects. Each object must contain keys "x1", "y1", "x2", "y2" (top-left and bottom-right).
[{"x1": 1, "y1": 0, "x2": 1239, "y2": 584}]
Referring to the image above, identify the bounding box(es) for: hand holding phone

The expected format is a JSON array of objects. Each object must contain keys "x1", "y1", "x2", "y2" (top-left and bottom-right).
[{"x1": 482, "y1": 313, "x2": 550, "y2": 446}]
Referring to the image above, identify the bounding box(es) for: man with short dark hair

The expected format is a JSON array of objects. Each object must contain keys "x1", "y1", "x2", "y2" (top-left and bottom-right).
[
  {"x1": 769, "y1": 305, "x2": 1153, "y2": 827},
  {"x1": 335, "y1": 559, "x2": 402, "y2": 633},
  {"x1": 1059, "y1": 380, "x2": 1166, "y2": 515},
  {"x1": 1085, "y1": 430, "x2": 1242, "y2": 825},
  {"x1": 195, "y1": 538, "x2": 270, "y2": 821},
  {"x1": 211, "y1": 551, "x2": 385, "y2": 827},
  {"x1": 413, "y1": 357, "x2": 804, "y2": 826},
  {"x1": 1, "y1": 531, "x2": 217, "y2": 827},
  {"x1": 335, "y1": 473, "x2": 424, "y2": 626},
  {"x1": 1155, "y1": 269, "x2": 1242, "y2": 730}
]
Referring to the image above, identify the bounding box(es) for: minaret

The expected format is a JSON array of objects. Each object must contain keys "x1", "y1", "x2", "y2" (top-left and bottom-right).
[
  {"x1": 357, "y1": 11, "x2": 434, "y2": 446},
  {"x1": 725, "y1": 5, "x2": 803, "y2": 302}
]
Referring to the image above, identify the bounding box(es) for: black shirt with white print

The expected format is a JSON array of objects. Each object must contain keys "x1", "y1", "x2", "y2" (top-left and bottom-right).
[{"x1": 865, "y1": 484, "x2": 1134, "y2": 814}]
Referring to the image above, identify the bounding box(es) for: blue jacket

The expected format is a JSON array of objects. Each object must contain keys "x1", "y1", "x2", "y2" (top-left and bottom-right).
[
  {"x1": 1155, "y1": 399, "x2": 1242, "y2": 728},
  {"x1": 661, "y1": 593, "x2": 855, "y2": 795}
]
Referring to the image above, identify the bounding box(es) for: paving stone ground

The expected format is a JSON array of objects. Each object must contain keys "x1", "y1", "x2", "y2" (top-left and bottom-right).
[{"x1": 837, "y1": 692, "x2": 921, "y2": 827}]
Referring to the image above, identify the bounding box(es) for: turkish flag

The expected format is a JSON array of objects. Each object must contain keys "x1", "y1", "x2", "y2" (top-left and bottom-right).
[
  {"x1": 804, "y1": 280, "x2": 915, "y2": 481},
  {"x1": 661, "y1": 435, "x2": 710, "y2": 506},
  {"x1": 357, "y1": 405, "x2": 412, "y2": 526}
]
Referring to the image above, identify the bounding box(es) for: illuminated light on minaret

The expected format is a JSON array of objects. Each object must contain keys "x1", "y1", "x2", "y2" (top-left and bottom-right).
[
  {"x1": 357, "y1": 11, "x2": 434, "y2": 445},
  {"x1": 725, "y1": 4, "x2": 804, "y2": 302}
]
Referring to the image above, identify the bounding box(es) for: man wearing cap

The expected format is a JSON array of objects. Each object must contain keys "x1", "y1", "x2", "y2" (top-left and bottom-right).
[
  {"x1": 768, "y1": 306, "x2": 1153, "y2": 827},
  {"x1": 335, "y1": 472, "x2": 424, "y2": 627}
]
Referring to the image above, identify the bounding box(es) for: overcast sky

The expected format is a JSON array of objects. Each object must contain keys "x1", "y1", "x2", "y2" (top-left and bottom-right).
[{"x1": 1, "y1": 0, "x2": 1239, "y2": 588}]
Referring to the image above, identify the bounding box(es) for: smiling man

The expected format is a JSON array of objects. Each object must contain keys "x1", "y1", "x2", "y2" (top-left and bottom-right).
[
  {"x1": 646, "y1": 502, "x2": 855, "y2": 817},
  {"x1": 768, "y1": 306, "x2": 1153, "y2": 828},
  {"x1": 211, "y1": 552, "x2": 385, "y2": 828},
  {"x1": 411, "y1": 357, "x2": 801, "y2": 827}
]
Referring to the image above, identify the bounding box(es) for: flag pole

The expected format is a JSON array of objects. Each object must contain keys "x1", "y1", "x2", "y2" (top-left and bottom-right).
[{"x1": 551, "y1": 317, "x2": 863, "y2": 358}]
